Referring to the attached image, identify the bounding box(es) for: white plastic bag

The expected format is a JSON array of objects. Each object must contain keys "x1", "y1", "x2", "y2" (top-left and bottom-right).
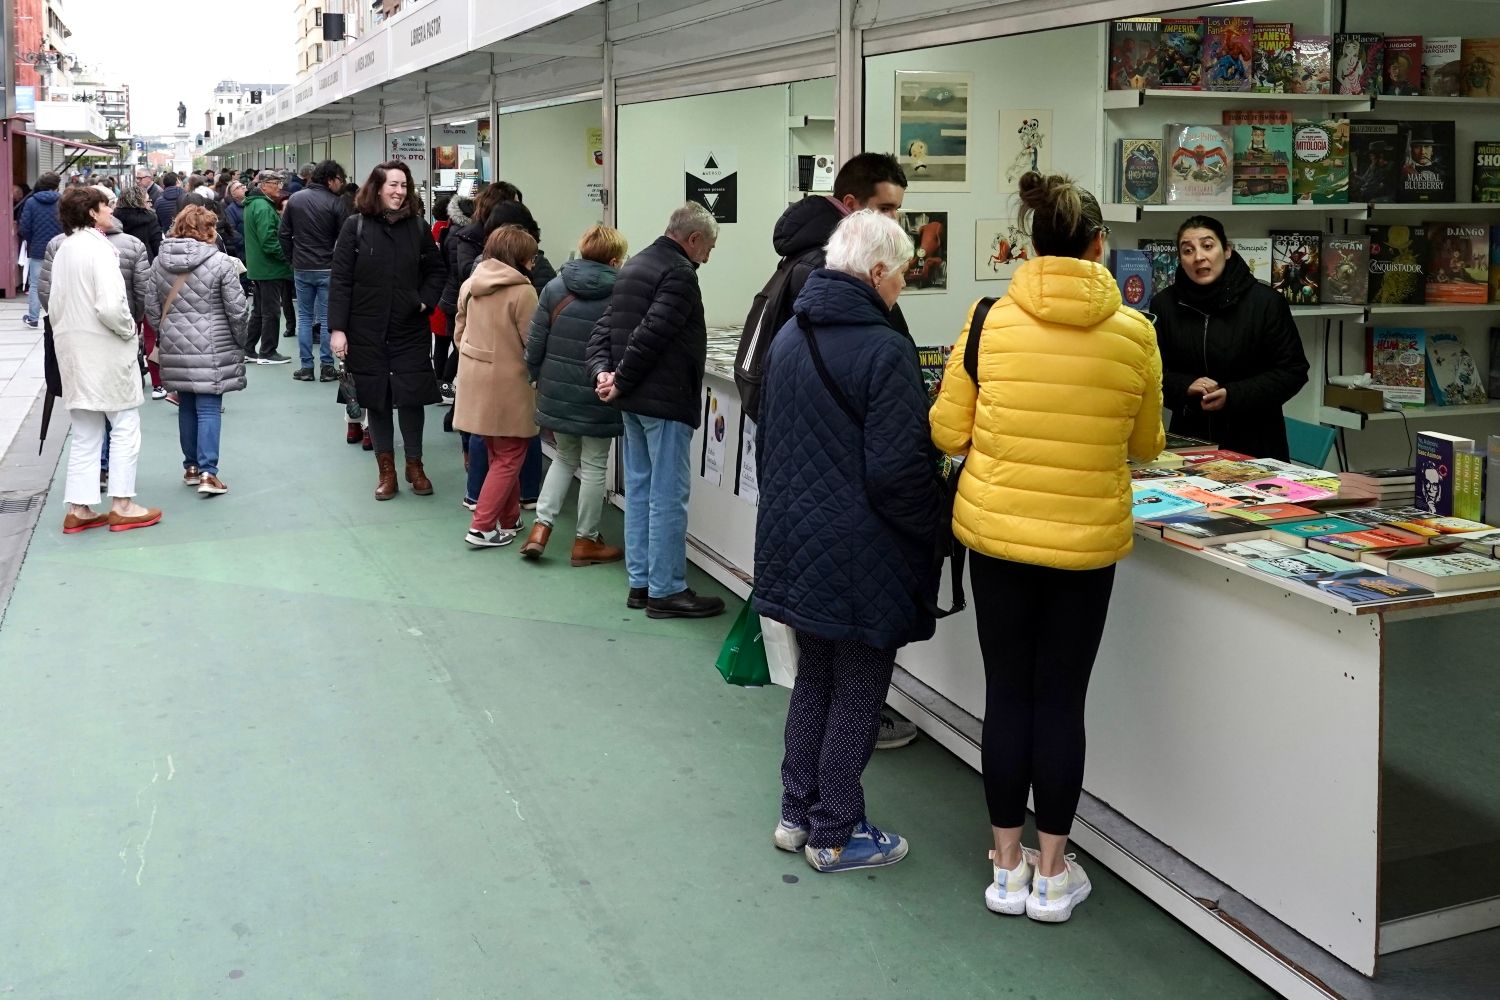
[{"x1": 763, "y1": 618, "x2": 798, "y2": 689}]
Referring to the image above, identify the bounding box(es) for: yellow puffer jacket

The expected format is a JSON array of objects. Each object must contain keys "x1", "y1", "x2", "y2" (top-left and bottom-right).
[{"x1": 930, "y1": 256, "x2": 1165, "y2": 570}]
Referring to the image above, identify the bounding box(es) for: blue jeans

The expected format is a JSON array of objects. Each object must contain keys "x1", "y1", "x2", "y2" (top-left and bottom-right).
[
  {"x1": 26, "y1": 258, "x2": 42, "y2": 322},
  {"x1": 294, "y1": 269, "x2": 333, "y2": 369},
  {"x1": 465, "y1": 433, "x2": 541, "y2": 503},
  {"x1": 177, "y1": 390, "x2": 223, "y2": 476},
  {"x1": 621, "y1": 412, "x2": 693, "y2": 599}
]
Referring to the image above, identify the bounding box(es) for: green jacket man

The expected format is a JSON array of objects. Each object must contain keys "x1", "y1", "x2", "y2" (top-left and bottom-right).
[{"x1": 243, "y1": 171, "x2": 292, "y2": 282}]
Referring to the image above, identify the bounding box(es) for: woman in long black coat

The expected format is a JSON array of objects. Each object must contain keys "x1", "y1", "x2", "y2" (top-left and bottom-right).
[{"x1": 329, "y1": 160, "x2": 447, "y2": 501}]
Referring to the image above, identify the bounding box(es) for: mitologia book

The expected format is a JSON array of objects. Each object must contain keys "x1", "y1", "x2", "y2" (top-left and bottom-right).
[
  {"x1": 1400, "y1": 121, "x2": 1456, "y2": 203},
  {"x1": 1202, "y1": 16, "x2": 1254, "y2": 92},
  {"x1": 1321, "y1": 236, "x2": 1370, "y2": 305},
  {"x1": 1474, "y1": 142, "x2": 1500, "y2": 202},
  {"x1": 1369, "y1": 328, "x2": 1427, "y2": 406},
  {"x1": 1333, "y1": 33, "x2": 1384, "y2": 95},
  {"x1": 1110, "y1": 249, "x2": 1153, "y2": 311},
  {"x1": 1253, "y1": 22, "x2": 1295, "y2": 93},
  {"x1": 1165, "y1": 124, "x2": 1233, "y2": 204},
  {"x1": 1108, "y1": 18, "x2": 1162, "y2": 90},
  {"x1": 1158, "y1": 19, "x2": 1205, "y2": 89},
  {"x1": 1423, "y1": 36, "x2": 1463, "y2": 96},
  {"x1": 1292, "y1": 120, "x2": 1349, "y2": 204},
  {"x1": 1462, "y1": 37, "x2": 1500, "y2": 97},
  {"x1": 1383, "y1": 36, "x2": 1423, "y2": 95},
  {"x1": 1138, "y1": 238, "x2": 1179, "y2": 297},
  {"x1": 1292, "y1": 35, "x2": 1332, "y2": 94},
  {"x1": 1426, "y1": 330, "x2": 1489, "y2": 405},
  {"x1": 1231, "y1": 124, "x2": 1292, "y2": 204},
  {"x1": 1235, "y1": 237, "x2": 1272, "y2": 283},
  {"x1": 1271, "y1": 230, "x2": 1321, "y2": 304},
  {"x1": 1117, "y1": 138, "x2": 1164, "y2": 205},
  {"x1": 1350, "y1": 120, "x2": 1404, "y2": 202},
  {"x1": 1367, "y1": 224, "x2": 1427, "y2": 305},
  {"x1": 1426, "y1": 224, "x2": 1490, "y2": 304}
]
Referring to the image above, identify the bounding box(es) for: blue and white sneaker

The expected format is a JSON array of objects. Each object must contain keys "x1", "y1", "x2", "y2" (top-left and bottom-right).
[
  {"x1": 1026, "y1": 854, "x2": 1092, "y2": 923},
  {"x1": 773, "y1": 819, "x2": 809, "y2": 852},
  {"x1": 804, "y1": 819, "x2": 907, "y2": 873},
  {"x1": 985, "y1": 847, "x2": 1039, "y2": 916}
]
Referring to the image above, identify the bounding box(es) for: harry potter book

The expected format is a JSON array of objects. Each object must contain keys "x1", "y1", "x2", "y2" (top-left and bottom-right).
[
  {"x1": 1109, "y1": 19, "x2": 1161, "y2": 90},
  {"x1": 1292, "y1": 35, "x2": 1332, "y2": 94},
  {"x1": 1383, "y1": 36, "x2": 1423, "y2": 95},
  {"x1": 1253, "y1": 21, "x2": 1295, "y2": 93},
  {"x1": 1203, "y1": 16, "x2": 1254, "y2": 92},
  {"x1": 1270, "y1": 230, "x2": 1321, "y2": 304},
  {"x1": 1158, "y1": 19, "x2": 1205, "y2": 89},
  {"x1": 1321, "y1": 235, "x2": 1370, "y2": 305},
  {"x1": 1164, "y1": 123, "x2": 1233, "y2": 204},
  {"x1": 1367, "y1": 224, "x2": 1427, "y2": 305},
  {"x1": 1117, "y1": 138, "x2": 1164, "y2": 205}
]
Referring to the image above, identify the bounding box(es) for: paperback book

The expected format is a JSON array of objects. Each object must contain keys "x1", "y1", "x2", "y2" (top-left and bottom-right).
[
  {"x1": 1462, "y1": 37, "x2": 1500, "y2": 97},
  {"x1": 1369, "y1": 328, "x2": 1427, "y2": 406},
  {"x1": 1426, "y1": 330, "x2": 1488, "y2": 405},
  {"x1": 1223, "y1": 110, "x2": 1293, "y2": 126},
  {"x1": 1293, "y1": 568, "x2": 1434, "y2": 605},
  {"x1": 1426, "y1": 224, "x2": 1489, "y2": 304},
  {"x1": 1385, "y1": 552, "x2": 1500, "y2": 592},
  {"x1": 1210, "y1": 538, "x2": 1306, "y2": 562},
  {"x1": 1400, "y1": 121, "x2": 1456, "y2": 203},
  {"x1": 1203, "y1": 17, "x2": 1254, "y2": 92},
  {"x1": 1244, "y1": 477, "x2": 1337, "y2": 503},
  {"x1": 1382, "y1": 36, "x2": 1423, "y2": 95},
  {"x1": 1165, "y1": 124, "x2": 1233, "y2": 204},
  {"x1": 1272, "y1": 516, "x2": 1371, "y2": 545},
  {"x1": 1390, "y1": 512, "x2": 1493, "y2": 536},
  {"x1": 1158, "y1": 19, "x2": 1205, "y2": 89},
  {"x1": 1110, "y1": 249, "x2": 1154, "y2": 311},
  {"x1": 1231, "y1": 124, "x2": 1292, "y2": 204},
  {"x1": 1234, "y1": 237, "x2": 1272, "y2": 283},
  {"x1": 1270, "y1": 230, "x2": 1321, "y2": 304},
  {"x1": 1108, "y1": 19, "x2": 1162, "y2": 90},
  {"x1": 1367, "y1": 225, "x2": 1427, "y2": 305},
  {"x1": 1292, "y1": 120, "x2": 1349, "y2": 204},
  {"x1": 1455, "y1": 447, "x2": 1487, "y2": 521},
  {"x1": 1472, "y1": 141, "x2": 1500, "y2": 202},
  {"x1": 1333, "y1": 33, "x2": 1384, "y2": 95},
  {"x1": 1349, "y1": 120, "x2": 1403, "y2": 202},
  {"x1": 1305, "y1": 526, "x2": 1429, "y2": 557},
  {"x1": 1253, "y1": 22, "x2": 1295, "y2": 93},
  {"x1": 1161, "y1": 517, "x2": 1269, "y2": 549},
  {"x1": 1132, "y1": 485, "x2": 1204, "y2": 520},
  {"x1": 1321, "y1": 236, "x2": 1370, "y2": 304},
  {"x1": 1455, "y1": 527, "x2": 1500, "y2": 557},
  {"x1": 1416, "y1": 430, "x2": 1475, "y2": 516},
  {"x1": 1222, "y1": 502, "x2": 1323, "y2": 524},
  {"x1": 1138, "y1": 239, "x2": 1179, "y2": 297},
  {"x1": 1293, "y1": 35, "x2": 1332, "y2": 94},
  {"x1": 1188, "y1": 459, "x2": 1275, "y2": 484},
  {"x1": 1117, "y1": 138, "x2": 1164, "y2": 205},
  {"x1": 1249, "y1": 551, "x2": 1362, "y2": 579},
  {"x1": 1422, "y1": 36, "x2": 1463, "y2": 96}
]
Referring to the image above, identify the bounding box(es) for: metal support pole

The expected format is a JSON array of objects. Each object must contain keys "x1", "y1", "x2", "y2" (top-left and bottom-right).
[
  {"x1": 601, "y1": 3, "x2": 616, "y2": 228},
  {"x1": 488, "y1": 54, "x2": 499, "y2": 183},
  {"x1": 836, "y1": 0, "x2": 862, "y2": 163}
]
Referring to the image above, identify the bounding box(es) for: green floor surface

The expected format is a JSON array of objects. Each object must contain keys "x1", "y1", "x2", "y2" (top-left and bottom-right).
[{"x1": 0, "y1": 368, "x2": 1273, "y2": 999}]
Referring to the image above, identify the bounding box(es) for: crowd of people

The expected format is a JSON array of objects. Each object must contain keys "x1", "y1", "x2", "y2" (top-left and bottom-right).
[{"x1": 24, "y1": 146, "x2": 1309, "y2": 925}]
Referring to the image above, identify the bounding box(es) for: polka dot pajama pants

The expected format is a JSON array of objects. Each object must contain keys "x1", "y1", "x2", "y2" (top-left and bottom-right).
[{"x1": 780, "y1": 632, "x2": 897, "y2": 849}]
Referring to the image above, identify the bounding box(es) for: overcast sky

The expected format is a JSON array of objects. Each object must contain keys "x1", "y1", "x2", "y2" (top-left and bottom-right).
[{"x1": 64, "y1": 0, "x2": 297, "y2": 135}]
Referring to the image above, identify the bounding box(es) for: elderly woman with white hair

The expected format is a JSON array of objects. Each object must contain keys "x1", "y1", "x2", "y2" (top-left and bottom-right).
[{"x1": 753, "y1": 209, "x2": 947, "y2": 874}]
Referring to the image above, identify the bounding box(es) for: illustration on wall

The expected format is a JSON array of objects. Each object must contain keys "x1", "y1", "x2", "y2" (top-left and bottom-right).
[
  {"x1": 976, "y1": 218, "x2": 1030, "y2": 281},
  {"x1": 685, "y1": 148, "x2": 738, "y2": 223},
  {"x1": 999, "y1": 109, "x2": 1052, "y2": 187},
  {"x1": 902, "y1": 211, "x2": 948, "y2": 292},
  {"x1": 587, "y1": 127, "x2": 605, "y2": 168},
  {"x1": 895, "y1": 71, "x2": 971, "y2": 191}
]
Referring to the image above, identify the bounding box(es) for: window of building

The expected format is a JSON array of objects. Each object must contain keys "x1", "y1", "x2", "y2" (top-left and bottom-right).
[{"x1": 314, "y1": 9, "x2": 322, "y2": 27}]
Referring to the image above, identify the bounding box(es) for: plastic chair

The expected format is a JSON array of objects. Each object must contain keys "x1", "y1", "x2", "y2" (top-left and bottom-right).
[{"x1": 1285, "y1": 416, "x2": 1337, "y2": 469}]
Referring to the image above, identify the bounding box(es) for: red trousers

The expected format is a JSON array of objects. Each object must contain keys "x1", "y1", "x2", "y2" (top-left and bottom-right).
[
  {"x1": 142, "y1": 320, "x2": 161, "y2": 389},
  {"x1": 471, "y1": 436, "x2": 529, "y2": 533}
]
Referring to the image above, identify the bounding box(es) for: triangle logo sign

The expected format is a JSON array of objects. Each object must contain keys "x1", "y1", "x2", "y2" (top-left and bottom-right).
[
  {"x1": 703, "y1": 192, "x2": 721, "y2": 210},
  {"x1": 704, "y1": 154, "x2": 719, "y2": 171}
]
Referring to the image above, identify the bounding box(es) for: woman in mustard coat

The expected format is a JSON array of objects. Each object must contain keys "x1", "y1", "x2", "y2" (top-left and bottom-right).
[{"x1": 931, "y1": 171, "x2": 1164, "y2": 925}]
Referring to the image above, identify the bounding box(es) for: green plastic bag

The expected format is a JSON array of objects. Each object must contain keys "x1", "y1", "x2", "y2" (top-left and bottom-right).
[{"x1": 715, "y1": 599, "x2": 770, "y2": 687}]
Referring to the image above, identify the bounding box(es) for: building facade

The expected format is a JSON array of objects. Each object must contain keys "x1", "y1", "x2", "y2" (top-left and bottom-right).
[{"x1": 210, "y1": 81, "x2": 288, "y2": 139}]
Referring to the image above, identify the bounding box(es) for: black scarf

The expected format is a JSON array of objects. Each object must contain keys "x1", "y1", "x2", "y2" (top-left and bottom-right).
[{"x1": 1171, "y1": 249, "x2": 1256, "y2": 315}]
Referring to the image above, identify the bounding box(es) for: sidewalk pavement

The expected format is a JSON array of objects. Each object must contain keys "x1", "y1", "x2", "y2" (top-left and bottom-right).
[{"x1": 0, "y1": 299, "x2": 46, "y2": 462}]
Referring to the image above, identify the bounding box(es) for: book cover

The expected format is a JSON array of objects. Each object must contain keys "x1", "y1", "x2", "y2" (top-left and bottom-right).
[
  {"x1": 1132, "y1": 485, "x2": 1205, "y2": 520},
  {"x1": 1426, "y1": 329, "x2": 1488, "y2": 405},
  {"x1": 1386, "y1": 551, "x2": 1500, "y2": 591},
  {"x1": 1426, "y1": 224, "x2": 1489, "y2": 304},
  {"x1": 1349, "y1": 120, "x2": 1404, "y2": 202},
  {"x1": 1273, "y1": 516, "x2": 1371, "y2": 543},
  {"x1": 1250, "y1": 551, "x2": 1361, "y2": 578},
  {"x1": 1416, "y1": 430, "x2": 1475, "y2": 516},
  {"x1": 1162, "y1": 517, "x2": 1268, "y2": 548},
  {"x1": 1400, "y1": 120, "x2": 1456, "y2": 203},
  {"x1": 1454, "y1": 447, "x2": 1486, "y2": 520},
  {"x1": 1212, "y1": 538, "x2": 1306, "y2": 562},
  {"x1": 1333, "y1": 33, "x2": 1384, "y2": 95},
  {"x1": 1293, "y1": 35, "x2": 1332, "y2": 94},
  {"x1": 1292, "y1": 120, "x2": 1349, "y2": 204},
  {"x1": 1492, "y1": 227, "x2": 1500, "y2": 303},
  {"x1": 1306, "y1": 526, "x2": 1429, "y2": 556},
  {"x1": 1423, "y1": 37, "x2": 1463, "y2": 96},
  {"x1": 1294, "y1": 568, "x2": 1434, "y2": 604},
  {"x1": 1369, "y1": 328, "x2": 1427, "y2": 406},
  {"x1": 1321, "y1": 235, "x2": 1370, "y2": 304},
  {"x1": 1183, "y1": 449, "x2": 1258, "y2": 463},
  {"x1": 1454, "y1": 526, "x2": 1500, "y2": 557},
  {"x1": 1223, "y1": 109, "x2": 1294, "y2": 126},
  {"x1": 1109, "y1": 19, "x2": 1162, "y2": 90},
  {"x1": 1110, "y1": 249, "x2": 1154, "y2": 311},
  {"x1": 1131, "y1": 466, "x2": 1185, "y2": 481},
  {"x1": 1253, "y1": 22, "x2": 1295, "y2": 93},
  {"x1": 1118, "y1": 138, "x2": 1164, "y2": 205},
  {"x1": 1367, "y1": 224, "x2": 1427, "y2": 305},
  {"x1": 1155, "y1": 482, "x2": 1245, "y2": 511},
  {"x1": 1472, "y1": 142, "x2": 1500, "y2": 202},
  {"x1": 1158, "y1": 19, "x2": 1205, "y2": 89},
  {"x1": 1235, "y1": 237, "x2": 1272, "y2": 283},
  {"x1": 917, "y1": 346, "x2": 952, "y2": 405},
  {"x1": 1188, "y1": 459, "x2": 1276, "y2": 484},
  {"x1": 1138, "y1": 239, "x2": 1179, "y2": 297},
  {"x1": 1223, "y1": 502, "x2": 1323, "y2": 523},
  {"x1": 1203, "y1": 16, "x2": 1254, "y2": 92},
  {"x1": 1340, "y1": 506, "x2": 1434, "y2": 529},
  {"x1": 1244, "y1": 477, "x2": 1337, "y2": 503},
  {"x1": 1165, "y1": 123, "x2": 1233, "y2": 204},
  {"x1": 1232, "y1": 124, "x2": 1292, "y2": 204},
  {"x1": 1462, "y1": 37, "x2": 1500, "y2": 97},
  {"x1": 1388, "y1": 512, "x2": 1492, "y2": 536},
  {"x1": 1165, "y1": 432, "x2": 1217, "y2": 452},
  {"x1": 1270, "y1": 230, "x2": 1322, "y2": 304},
  {"x1": 1383, "y1": 36, "x2": 1423, "y2": 95}
]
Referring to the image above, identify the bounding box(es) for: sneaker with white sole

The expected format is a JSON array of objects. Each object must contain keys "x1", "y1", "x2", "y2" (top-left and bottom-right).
[
  {"x1": 773, "y1": 819, "x2": 809, "y2": 852},
  {"x1": 461, "y1": 497, "x2": 477, "y2": 512},
  {"x1": 876, "y1": 711, "x2": 917, "y2": 750},
  {"x1": 985, "y1": 847, "x2": 1039, "y2": 916},
  {"x1": 465, "y1": 526, "x2": 519, "y2": 548},
  {"x1": 1026, "y1": 855, "x2": 1092, "y2": 923},
  {"x1": 151, "y1": 386, "x2": 168, "y2": 400},
  {"x1": 804, "y1": 819, "x2": 907, "y2": 873}
]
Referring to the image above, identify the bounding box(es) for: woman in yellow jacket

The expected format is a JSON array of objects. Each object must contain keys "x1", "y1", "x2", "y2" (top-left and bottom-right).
[{"x1": 931, "y1": 172, "x2": 1164, "y2": 924}]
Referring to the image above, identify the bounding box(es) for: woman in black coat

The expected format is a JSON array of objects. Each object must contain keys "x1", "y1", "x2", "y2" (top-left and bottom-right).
[
  {"x1": 329, "y1": 161, "x2": 447, "y2": 501},
  {"x1": 1151, "y1": 215, "x2": 1309, "y2": 461}
]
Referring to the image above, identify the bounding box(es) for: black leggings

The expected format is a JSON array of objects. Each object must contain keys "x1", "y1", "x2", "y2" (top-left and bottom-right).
[
  {"x1": 432, "y1": 334, "x2": 452, "y2": 382},
  {"x1": 366, "y1": 405, "x2": 425, "y2": 458},
  {"x1": 971, "y1": 551, "x2": 1117, "y2": 836}
]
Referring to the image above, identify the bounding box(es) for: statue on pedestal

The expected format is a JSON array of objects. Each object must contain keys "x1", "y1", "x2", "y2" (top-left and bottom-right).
[{"x1": 177, "y1": 102, "x2": 187, "y2": 129}]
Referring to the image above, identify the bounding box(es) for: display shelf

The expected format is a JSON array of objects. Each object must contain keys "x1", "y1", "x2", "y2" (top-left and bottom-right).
[
  {"x1": 1362, "y1": 303, "x2": 1499, "y2": 321},
  {"x1": 1291, "y1": 304, "x2": 1364, "y2": 319},
  {"x1": 1367, "y1": 94, "x2": 1500, "y2": 109},
  {"x1": 786, "y1": 115, "x2": 834, "y2": 128},
  {"x1": 1102, "y1": 202, "x2": 1368, "y2": 223},
  {"x1": 1103, "y1": 89, "x2": 1372, "y2": 112},
  {"x1": 1319, "y1": 400, "x2": 1500, "y2": 430},
  {"x1": 1367, "y1": 202, "x2": 1500, "y2": 215}
]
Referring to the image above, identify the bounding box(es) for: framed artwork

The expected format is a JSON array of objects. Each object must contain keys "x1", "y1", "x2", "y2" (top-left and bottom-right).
[
  {"x1": 998, "y1": 109, "x2": 1052, "y2": 189},
  {"x1": 975, "y1": 218, "x2": 1031, "y2": 281},
  {"x1": 902, "y1": 210, "x2": 949, "y2": 293},
  {"x1": 894, "y1": 71, "x2": 971, "y2": 191}
]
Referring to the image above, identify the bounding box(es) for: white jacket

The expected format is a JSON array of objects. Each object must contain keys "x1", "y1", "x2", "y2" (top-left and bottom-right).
[{"x1": 50, "y1": 228, "x2": 141, "y2": 412}]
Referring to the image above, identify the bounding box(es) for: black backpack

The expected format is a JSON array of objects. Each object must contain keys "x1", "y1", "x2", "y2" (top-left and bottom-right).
[{"x1": 734, "y1": 247, "x2": 822, "y2": 419}]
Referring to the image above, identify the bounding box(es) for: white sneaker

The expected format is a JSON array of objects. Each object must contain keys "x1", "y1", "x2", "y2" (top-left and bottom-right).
[
  {"x1": 1026, "y1": 855, "x2": 1092, "y2": 923},
  {"x1": 984, "y1": 847, "x2": 1038, "y2": 916},
  {"x1": 773, "y1": 819, "x2": 809, "y2": 852},
  {"x1": 465, "y1": 527, "x2": 518, "y2": 548}
]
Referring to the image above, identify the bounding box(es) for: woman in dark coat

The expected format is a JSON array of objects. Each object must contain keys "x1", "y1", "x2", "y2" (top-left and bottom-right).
[
  {"x1": 1151, "y1": 215, "x2": 1310, "y2": 461},
  {"x1": 329, "y1": 160, "x2": 447, "y2": 501},
  {"x1": 115, "y1": 185, "x2": 163, "y2": 260}
]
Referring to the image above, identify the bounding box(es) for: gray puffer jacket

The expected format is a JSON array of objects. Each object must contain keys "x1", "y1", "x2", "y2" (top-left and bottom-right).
[
  {"x1": 146, "y1": 237, "x2": 251, "y2": 396},
  {"x1": 38, "y1": 218, "x2": 151, "y2": 321}
]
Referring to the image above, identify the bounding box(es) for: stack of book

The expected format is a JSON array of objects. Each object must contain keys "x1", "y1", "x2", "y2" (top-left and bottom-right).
[{"x1": 1339, "y1": 467, "x2": 1416, "y2": 504}]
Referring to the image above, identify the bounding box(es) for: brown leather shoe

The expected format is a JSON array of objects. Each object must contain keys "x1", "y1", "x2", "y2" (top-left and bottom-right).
[
  {"x1": 108, "y1": 507, "x2": 163, "y2": 532},
  {"x1": 405, "y1": 457, "x2": 434, "y2": 495},
  {"x1": 571, "y1": 533, "x2": 625, "y2": 567},
  {"x1": 375, "y1": 452, "x2": 398, "y2": 500},
  {"x1": 346, "y1": 422, "x2": 362, "y2": 445},
  {"x1": 520, "y1": 522, "x2": 551, "y2": 560},
  {"x1": 62, "y1": 510, "x2": 109, "y2": 534}
]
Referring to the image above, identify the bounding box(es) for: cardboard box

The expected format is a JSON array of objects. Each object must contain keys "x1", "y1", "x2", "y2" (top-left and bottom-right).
[{"x1": 1324, "y1": 384, "x2": 1386, "y2": 414}]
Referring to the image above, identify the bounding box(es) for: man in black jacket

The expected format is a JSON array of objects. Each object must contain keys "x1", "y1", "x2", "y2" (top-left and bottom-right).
[
  {"x1": 279, "y1": 160, "x2": 349, "y2": 383},
  {"x1": 586, "y1": 203, "x2": 724, "y2": 620}
]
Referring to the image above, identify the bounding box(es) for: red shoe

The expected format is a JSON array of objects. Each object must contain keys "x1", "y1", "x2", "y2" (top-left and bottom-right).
[
  {"x1": 361, "y1": 430, "x2": 373, "y2": 451},
  {"x1": 346, "y1": 422, "x2": 362, "y2": 445}
]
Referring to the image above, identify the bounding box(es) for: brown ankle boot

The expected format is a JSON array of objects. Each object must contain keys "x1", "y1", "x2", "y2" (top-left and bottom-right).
[
  {"x1": 571, "y1": 533, "x2": 625, "y2": 567},
  {"x1": 405, "y1": 457, "x2": 433, "y2": 495},
  {"x1": 520, "y1": 522, "x2": 551, "y2": 560},
  {"x1": 374, "y1": 452, "x2": 398, "y2": 500}
]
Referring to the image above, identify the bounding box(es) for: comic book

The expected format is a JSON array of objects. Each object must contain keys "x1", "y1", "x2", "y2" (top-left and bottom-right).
[
  {"x1": 1399, "y1": 120, "x2": 1456, "y2": 203},
  {"x1": 1474, "y1": 141, "x2": 1500, "y2": 202},
  {"x1": 1108, "y1": 19, "x2": 1162, "y2": 90},
  {"x1": 1202, "y1": 16, "x2": 1254, "y2": 92},
  {"x1": 1349, "y1": 120, "x2": 1404, "y2": 203},
  {"x1": 1426, "y1": 224, "x2": 1490, "y2": 304},
  {"x1": 1369, "y1": 328, "x2": 1427, "y2": 406},
  {"x1": 1367, "y1": 224, "x2": 1427, "y2": 305},
  {"x1": 1333, "y1": 33, "x2": 1384, "y2": 95},
  {"x1": 1292, "y1": 35, "x2": 1332, "y2": 94},
  {"x1": 1164, "y1": 123, "x2": 1233, "y2": 204},
  {"x1": 1462, "y1": 37, "x2": 1500, "y2": 97},
  {"x1": 1231, "y1": 123, "x2": 1292, "y2": 204},
  {"x1": 1383, "y1": 36, "x2": 1423, "y2": 95},
  {"x1": 1223, "y1": 109, "x2": 1293, "y2": 126},
  {"x1": 1117, "y1": 138, "x2": 1164, "y2": 205},
  {"x1": 1426, "y1": 329, "x2": 1489, "y2": 405},
  {"x1": 1423, "y1": 37, "x2": 1463, "y2": 96},
  {"x1": 917, "y1": 346, "x2": 952, "y2": 406},
  {"x1": 1158, "y1": 18, "x2": 1205, "y2": 89},
  {"x1": 1138, "y1": 238, "x2": 1179, "y2": 297},
  {"x1": 1291, "y1": 119, "x2": 1350, "y2": 204},
  {"x1": 1235, "y1": 237, "x2": 1272, "y2": 283},
  {"x1": 1252, "y1": 22, "x2": 1295, "y2": 93},
  {"x1": 1321, "y1": 236, "x2": 1370, "y2": 305},
  {"x1": 1110, "y1": 250, "x2": 1154, "y2": 311},
  {"x1": 1270, "y1": 230, "x2": 1322, "y2": 304}
]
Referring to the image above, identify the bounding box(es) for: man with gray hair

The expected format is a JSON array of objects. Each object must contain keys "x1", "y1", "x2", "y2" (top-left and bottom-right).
[{"x1": 586, "y1": 202, "x2": 724, "y2": 620}]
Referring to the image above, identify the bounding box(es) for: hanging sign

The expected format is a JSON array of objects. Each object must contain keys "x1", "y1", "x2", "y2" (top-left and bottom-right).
[{"x1": 685, "y1": 147, "x2": 738, "y2": 224}]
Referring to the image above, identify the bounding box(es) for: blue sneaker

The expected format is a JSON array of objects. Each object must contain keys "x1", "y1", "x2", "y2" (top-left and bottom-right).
[
  {"x1": 773, "y1": 819, "x2": 809, "y2": 852},
  {"x1": 804, "y1": 819, "x2": 907, "y2": 872}
]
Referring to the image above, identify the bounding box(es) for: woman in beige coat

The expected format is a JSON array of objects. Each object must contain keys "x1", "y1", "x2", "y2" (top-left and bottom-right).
[{"x1": 453, "y1": 225, "x2": 541, "y2": 548}]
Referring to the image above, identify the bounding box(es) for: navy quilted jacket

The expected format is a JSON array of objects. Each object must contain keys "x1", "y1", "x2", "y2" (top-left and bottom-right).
[{"x1": 752, "y1": 269, "x2": 946, "y2": 650}]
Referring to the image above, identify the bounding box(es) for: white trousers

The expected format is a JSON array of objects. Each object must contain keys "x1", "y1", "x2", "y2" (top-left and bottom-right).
[{"x1": 66, "y1": 408, "x2": 141, "y2": 505}]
